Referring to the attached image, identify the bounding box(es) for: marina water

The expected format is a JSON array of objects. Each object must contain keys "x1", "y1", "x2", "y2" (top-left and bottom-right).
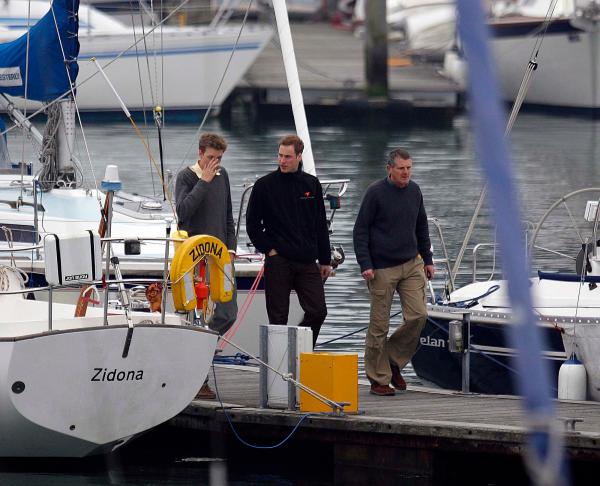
[{"x1": 2, "y1": 110, "x2": 598, "y2": 483}]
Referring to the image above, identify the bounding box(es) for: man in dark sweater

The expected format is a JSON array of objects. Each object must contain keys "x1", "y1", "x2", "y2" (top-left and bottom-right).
[
  {"x1": 246, "y1": 135, "x2": 331, "y2": 346},
  {"x1": 353, "y1": 148, "x2": 435, "y2": 396},
  {"x1": 175, "y1": 133, "x2": 237, "y2": 399}
]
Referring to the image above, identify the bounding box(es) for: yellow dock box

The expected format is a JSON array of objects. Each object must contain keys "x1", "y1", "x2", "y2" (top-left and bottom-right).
[{"x1": 299, "y1": 352, "x2": 358, "y2": 413}]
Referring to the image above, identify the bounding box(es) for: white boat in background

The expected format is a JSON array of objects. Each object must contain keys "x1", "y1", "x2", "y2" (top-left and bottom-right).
[
  {"x1": 489, "y1": 0, "x2": 600, "y2": 110},
  {"x1": 0, "y1": 0, "x2": 272, "y2": 113},
  {"x1": 352, "y1": 0, "x2": 455, "y2": 52},
  {"x1": 444, "y1": 0, "x2": 600, "y2": 110}
]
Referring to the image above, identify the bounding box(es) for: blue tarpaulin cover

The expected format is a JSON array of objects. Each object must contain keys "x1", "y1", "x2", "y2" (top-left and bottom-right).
[{"x1": 0, "y1": 0, "x2": 79, "y2": 102}]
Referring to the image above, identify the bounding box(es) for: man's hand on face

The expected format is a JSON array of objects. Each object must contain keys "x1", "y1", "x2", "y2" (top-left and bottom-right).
[{"x1": 200, "y1": 158, "x2": 221, "y2": 183}]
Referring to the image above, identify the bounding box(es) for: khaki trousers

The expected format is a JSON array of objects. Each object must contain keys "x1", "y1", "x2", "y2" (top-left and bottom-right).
[{"x1": 365, "y1": 257, "x2": 427, "y2": 386}]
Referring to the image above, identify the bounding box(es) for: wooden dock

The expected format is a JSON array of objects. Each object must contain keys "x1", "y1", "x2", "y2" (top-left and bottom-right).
[
  {"x1": 170, "y1": 365, "x2": 599, "y2": 484},
  {"x1": 230, "y1": 22, "x2": 462, "y2": 115}
]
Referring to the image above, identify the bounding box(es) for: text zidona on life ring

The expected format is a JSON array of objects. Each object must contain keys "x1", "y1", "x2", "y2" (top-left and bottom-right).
[{"x1": 170, "y1": 234, "x2": 233, "y2": 312}]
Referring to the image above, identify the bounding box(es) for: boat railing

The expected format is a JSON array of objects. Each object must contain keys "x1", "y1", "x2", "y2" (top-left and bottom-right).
[
  {"x1": 0, "y1": 244, "x2": 44, "y2": 253},
  {"x1": 0, "y1": 231, "x2": 190, "y2": 331},
  {"x1": 235, "y1": 178, "x2": 351, "y2": 241},
  {"x1": 0, "y1": 274, "x2": 173, "y2": 332},
  {"x1": 459, "y1": 221, "x2": 537, "y2": 284},
  {"x1": 471, "y1": 242, "x2": 502, "y2": 283},
  {"x1": 428, "y1": 217, "x2": 455, "y2": 293},
  {"x1": 209, "y1": 0, "x2": 241, "y2": 29}
]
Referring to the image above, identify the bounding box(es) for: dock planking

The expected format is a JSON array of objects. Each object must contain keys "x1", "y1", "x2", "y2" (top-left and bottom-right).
[
  {"x1": 171, "y1": 365, "x2": 600, "y2": 482},
  {"x1": 234, "y1": 22, "x2": 462, "y2": 111}
]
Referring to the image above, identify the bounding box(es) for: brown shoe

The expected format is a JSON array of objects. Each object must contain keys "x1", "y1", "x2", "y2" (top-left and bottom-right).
[
  {"x1": 195, "y1": 382, "x2": 216, "y2": 400},
  {"x1": 390, "y1": 362, "x2": 407, "y2": 390},
  {"x1": 369, "y1": 383, "x2": 396, "y2": 396}
]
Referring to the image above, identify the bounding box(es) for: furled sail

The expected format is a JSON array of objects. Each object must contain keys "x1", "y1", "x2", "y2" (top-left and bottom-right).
[{"x1": 0, "y1": 0, "x2": 79, "y2": 102}]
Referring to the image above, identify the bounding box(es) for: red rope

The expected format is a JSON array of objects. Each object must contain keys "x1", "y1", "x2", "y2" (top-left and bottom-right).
[{"x1": 218, "y1": 262, "x2": 265, "y2": 350}]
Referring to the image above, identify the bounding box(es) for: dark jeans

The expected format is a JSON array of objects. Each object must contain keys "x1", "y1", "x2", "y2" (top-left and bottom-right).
[{"x1": 264, "y1": 254, "x2": 327, "y2": 346}]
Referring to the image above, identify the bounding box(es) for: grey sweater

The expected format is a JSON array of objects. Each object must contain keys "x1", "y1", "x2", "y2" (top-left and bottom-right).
[
  {"x1": 175, "y1": 166, "x2": 236, "y2": 250},
  {"x1": 353, "y1": 178, "x2": 433, "y2": 271}
]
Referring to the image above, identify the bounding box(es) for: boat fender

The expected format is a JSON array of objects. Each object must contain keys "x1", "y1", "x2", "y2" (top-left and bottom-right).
[
  {"x1": 558, "y1": 353, "x2": 587, "y2": 401},
  {"x1": 172, "y1": 229, "x2": 188, "y2": 252},
  {"x1": 170, "y1": 234, "x2": 233, "y2": 312}
]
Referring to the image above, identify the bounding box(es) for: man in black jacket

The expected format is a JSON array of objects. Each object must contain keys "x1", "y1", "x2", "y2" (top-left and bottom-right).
[
  {"x1": 353, "y1": 148, "x2": 434, "y2": 396},
  {"x1": 246, "y1": 135, "x2": 331, "y2": 346}
]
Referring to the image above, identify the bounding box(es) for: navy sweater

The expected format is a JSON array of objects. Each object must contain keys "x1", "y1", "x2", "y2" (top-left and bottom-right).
[
  {"x1": 353, "y1": 178, "x2": 433, "y2": 271},
  {"x1": 246, "y1": 168, "x2": 331, "y2": 265},
  {"x1": 175, "y1": 167, "x2": 236, "y2": 250}
]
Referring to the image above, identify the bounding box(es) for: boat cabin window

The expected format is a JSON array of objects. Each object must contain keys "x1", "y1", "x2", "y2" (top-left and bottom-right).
[{"x1": 0, "y1": 224, "x2": 38, "y2": 244}]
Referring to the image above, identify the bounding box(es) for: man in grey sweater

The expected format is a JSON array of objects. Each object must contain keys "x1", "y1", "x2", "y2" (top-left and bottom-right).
[
  {"x1": 175, "y1": 133, "x2": 237, "y2": 399},
  {"x1": 353, "y1": 148, "x2": 434, "y2": 396}
]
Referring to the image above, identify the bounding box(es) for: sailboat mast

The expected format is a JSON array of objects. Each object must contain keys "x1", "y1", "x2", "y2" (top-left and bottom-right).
[
  {"x1": 56, "y1": 99, "x2": 76, "y2": 186},
  {"x1": 271, "y1": 0, "x2": 316, "y2": 176}
]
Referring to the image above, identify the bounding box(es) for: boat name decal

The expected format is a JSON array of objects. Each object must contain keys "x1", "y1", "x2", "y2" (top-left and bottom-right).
[
  {"x1": 419, "y1": 336, "x2": 446, "y2": 348},
  {"x1": 0, "y1": 67, "x2": 23, "y2": 87},
  {"x1": 65, "y1": 273, "x2": 89, "y2": 281},
  {"x1": 91, "y1": 368, "x2": 144, "y2": 382},
  {"x1": 189, "y1": 241, "x2": 223, "y2": 262}
]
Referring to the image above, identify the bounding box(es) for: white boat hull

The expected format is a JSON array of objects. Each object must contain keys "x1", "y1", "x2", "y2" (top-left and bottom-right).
[
  {"x1": 74, "y1": 26, "x2": 272, "y2": 112},
  {"x1": 492, "y1": 18, "x2": 600, "y2": 109},
  {"x1": 0, "y1": 1, "x2": 272, "y2": 112},
  {"x1": 0, "y1": 323, "x2": 217, "y2": 457}
]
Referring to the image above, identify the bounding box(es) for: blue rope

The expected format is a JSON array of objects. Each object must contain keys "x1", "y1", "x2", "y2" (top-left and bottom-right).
[
  {"x1": 446, "y1": 285, "x2": 500, "y2": 307},
  {"x1": 213, "y1": 353, "x2": 254, "y2": 366},
  {"x1": 211, "y1": 366, "x2": 313, "y2": 449}
]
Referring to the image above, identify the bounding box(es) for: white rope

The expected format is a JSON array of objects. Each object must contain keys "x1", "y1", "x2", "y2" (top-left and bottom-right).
[
  {"x1": 0, "y1": 264, "x2": 28, "y2": 292},
  {"x1": 37, "y1": 103, "x2": 62, "y2": 192}
]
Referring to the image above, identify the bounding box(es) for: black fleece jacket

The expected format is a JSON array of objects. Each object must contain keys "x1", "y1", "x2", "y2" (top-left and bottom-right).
[
  {"x1": 246, "y1": 168, "x2": 331, "y2": 265},
  {"x1": 353, "y1": 178, "x2": 433, "y2": 271}
]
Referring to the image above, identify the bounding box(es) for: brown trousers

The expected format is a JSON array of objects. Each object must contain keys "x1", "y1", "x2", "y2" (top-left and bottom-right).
[{"x1": 365, "y1": 257, "x2": 427, "y2": 386}]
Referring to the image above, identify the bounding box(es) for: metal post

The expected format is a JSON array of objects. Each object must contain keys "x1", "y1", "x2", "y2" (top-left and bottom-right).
[
  {"x1": 259, "y1": 324, "x2": 268, "y2": 408},
  {"x1": 100, "y1": 165, "x2": 122, "y2": 326},
  {"x1": 365, "y1": 0, "x2": 388, "y2": 98},
  {"x1": 461, "y1": 312, "x2": 471, "y2": 393},
  {"x1": 48, "y1": 286, "x2": 53, "y2": 331},
  {"x1": 288, "y1": 326, "x2": 298, "y2": 411},
  {"x1": 32, "y1": 180, "x2": 40, "y2": 260},
  {"x1": 102, "y1": 190, "x2": 114, "y2": 326},
  {"x1": 161, "y1": 217, "x2": 173, "y2": 325}
]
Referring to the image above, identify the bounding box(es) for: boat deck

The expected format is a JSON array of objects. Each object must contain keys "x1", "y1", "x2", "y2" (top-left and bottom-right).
[{"x1": 171, "y1": 365, "x2": 600, "y2": 482}]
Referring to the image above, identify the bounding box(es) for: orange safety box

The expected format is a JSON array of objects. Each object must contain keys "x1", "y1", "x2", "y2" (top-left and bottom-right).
[{"x1": 299, "y1": 352, "x2": 358, "y2": 413}]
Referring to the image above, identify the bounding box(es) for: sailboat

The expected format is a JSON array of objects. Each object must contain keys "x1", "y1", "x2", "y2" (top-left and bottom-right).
[
  {"x1": 412, "y1": 1, "x2": 600, "y2": 398},
  {"x1": 0, "y1": 1, "x2": 233, "y2": 458},
  {"x1": 443, "y1": 0, "x2": 600, "y2": 110},
  {"x1": 0, "y1": 0, "x2": 272, "y2": 113},
  {"x1": 488, "y1": 0, "x2": 600, "y2": 110},
  {"x1": 413, "y1": 189, "x2": 600, "y2": 397},
  {"x1": 0, "y1": 0, "x2": 348, "y2": 363}
]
